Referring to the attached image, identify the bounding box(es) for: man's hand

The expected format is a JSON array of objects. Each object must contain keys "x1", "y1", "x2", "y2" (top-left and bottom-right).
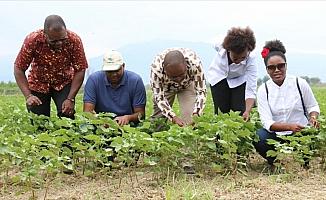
[
  {"x1": 242, "y1": 111, "x2": 250, "y2": 122},
  {"x1": 26, "y1": 94, "x2": 42, "y2": 106},
  {"x1": 289, "y1": 124, "x2": 305, "y2": 133},
  {"x1": 62, "y1": 99, "x2": 75, "y2": 116},
  {"x1": 115, "y1": 115, "x2": 130, "y2": 126},
  {"x1": 189, "y1": 112, "x2": 200, "y2": 126},
  {"x1": 172, "y1": 116, "x2": 186, "y2": 127}
]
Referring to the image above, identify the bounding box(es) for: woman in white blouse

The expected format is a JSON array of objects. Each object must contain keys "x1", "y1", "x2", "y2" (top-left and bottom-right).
[
  {"x1": 207, "y1": 27, "x2": 257, "y2": 121},
  {"x1": 255, "y1": 39, "x2": 320, "y2": 167}
]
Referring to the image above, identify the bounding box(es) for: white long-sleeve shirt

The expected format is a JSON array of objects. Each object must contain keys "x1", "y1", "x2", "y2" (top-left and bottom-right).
[
  {"x1": 257, "y1": 75, "x2": 320, "y2": 135},
  {"x1": 206, "y1": 44, "x2": 257, "y2": 100}
]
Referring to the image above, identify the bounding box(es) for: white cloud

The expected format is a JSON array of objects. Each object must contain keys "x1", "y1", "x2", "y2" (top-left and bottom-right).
[{"x1": 1, "y1": 1, "x2": 326, "y2": 58}]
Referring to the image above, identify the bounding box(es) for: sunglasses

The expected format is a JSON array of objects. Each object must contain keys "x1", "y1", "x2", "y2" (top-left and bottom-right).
[{"x1": 267, "y1": 63, "x2": 287, "y2": 71}]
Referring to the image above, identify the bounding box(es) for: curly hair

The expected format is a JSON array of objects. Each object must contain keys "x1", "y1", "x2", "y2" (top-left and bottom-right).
[
  {"x1": 263, "y1": 39, "x2": 286, "y2": 66},
  {"x1": 222, "y1": 26, "x2": 256, "y2": 54}
]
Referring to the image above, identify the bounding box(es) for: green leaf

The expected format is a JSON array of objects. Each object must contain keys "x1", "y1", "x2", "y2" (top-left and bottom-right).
[
  {"x1": 207, "y1": 142, "x2": 217, "y2": 150},
  {"x1": 0, "y1": 146, "x2": 9, "y2": 154},
  {"x1": 143, "y1": 157, "x2": 157, "y2": 166},
  {"x1": 222, "y1": 153, "x2": 231, "y2": 160},
  {"x1": 39, "y1": 149, "x2": 56, "y2": 158},
  {"x1": 37, "y1": 133, "x2": 52, "y2": 142},
  {"x1": 218, "y1": 139, "x2": 227, "y2": 145},
  {"x1": 211, "y1": 163, "x2": 223, "y2": 173},
  {"x1": 83, "y1": 134, "x2": 102, "y2": 144},
  {"x1": 54, "y1": 119, "x2": 72, "y2": 128},
  {"x1": 266, "y1": 150, "x2": 277, "y2": 157}
]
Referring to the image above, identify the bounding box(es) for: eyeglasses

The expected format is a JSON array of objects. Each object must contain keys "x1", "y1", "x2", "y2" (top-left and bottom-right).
[
  {"x1": 45, "y1": 34, "x2": 68, "y2": 45},
  {"x1": 48, "y1": 37, "x2": 68, "y2": 44},
  {"x1": 169, "y1": 73, "x2": 186, "y2": 81},
  {"x1": 167, "y1": 67, "x2": 187, "y2": 82},
  {"x1": 267, "y1": 63, "x2": 287, "y2": 71}
]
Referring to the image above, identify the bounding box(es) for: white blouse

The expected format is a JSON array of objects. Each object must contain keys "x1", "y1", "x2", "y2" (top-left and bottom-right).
[
  {"x1": 257, "y1": 75, "x2": 320, "y2": 135},
  {"x1": 206, "y1": 44, "x2": 257, "y2": 100}
]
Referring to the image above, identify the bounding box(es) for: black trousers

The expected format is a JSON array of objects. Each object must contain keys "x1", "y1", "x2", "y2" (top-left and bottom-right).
[
  {"x1": 210, "y1": 79, "x2": 246, "y2": 115},
  {"x1": 27, "y1": 84, "x2": 74, "y2": 119}
]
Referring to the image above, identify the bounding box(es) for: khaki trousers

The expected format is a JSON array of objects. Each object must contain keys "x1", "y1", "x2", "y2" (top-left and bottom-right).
[{"x1": 151, "y1": 82, "x2": 196, "y2": 125}]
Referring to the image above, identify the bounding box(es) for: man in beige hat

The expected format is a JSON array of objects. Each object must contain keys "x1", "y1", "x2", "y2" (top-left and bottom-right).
[{"x1": 83, "y1": 50, "x2": 146, "y2": 126}]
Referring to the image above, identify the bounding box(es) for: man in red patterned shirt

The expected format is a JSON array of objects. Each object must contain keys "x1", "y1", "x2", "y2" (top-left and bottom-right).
[{"x1": 14, "y1": 15, "x2": 88, "y2": 119}]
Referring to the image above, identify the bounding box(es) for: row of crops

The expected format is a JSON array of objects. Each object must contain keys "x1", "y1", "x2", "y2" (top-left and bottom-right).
[{"x1": 0, "y1": 87, "x2": 326, "y2": 195}]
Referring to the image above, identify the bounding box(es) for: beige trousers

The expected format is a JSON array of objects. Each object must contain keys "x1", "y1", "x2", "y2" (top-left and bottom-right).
[{"x1": 151, "y1": 82, "x2": 196, "y2": 124}]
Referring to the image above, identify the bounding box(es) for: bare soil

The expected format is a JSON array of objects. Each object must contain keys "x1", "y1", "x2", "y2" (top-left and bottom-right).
[{"x1": 1, "y1": 156, "x2": 326, "y2": 200}]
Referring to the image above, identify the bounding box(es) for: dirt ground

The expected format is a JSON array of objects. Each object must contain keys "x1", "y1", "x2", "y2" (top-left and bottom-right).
[{"x1": 1, "y1": 156, "x2": 326, "y2": 200}]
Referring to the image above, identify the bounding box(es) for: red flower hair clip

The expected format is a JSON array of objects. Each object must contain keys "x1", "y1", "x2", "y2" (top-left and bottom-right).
[{"x1": 261, "y1": 48, "x2": 270, "y2": 58}]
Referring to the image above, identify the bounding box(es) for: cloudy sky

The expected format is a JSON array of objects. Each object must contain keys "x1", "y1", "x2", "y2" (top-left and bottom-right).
[{"x1": 1, "y1": 1, "x2": 326, "y2": 59}]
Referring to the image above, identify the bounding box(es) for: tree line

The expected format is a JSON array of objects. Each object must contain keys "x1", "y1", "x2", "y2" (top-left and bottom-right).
[
  {"x1": 257, "y1": 76, "x2": 322, "y2": 87},
  {"x1": 0, "y1": 76, "x2": 323, "y2": 95}
]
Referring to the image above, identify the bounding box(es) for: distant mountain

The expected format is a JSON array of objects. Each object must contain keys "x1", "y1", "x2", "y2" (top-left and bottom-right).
[
  {"x1": 1, "y1": 39, "x2": 326, "y2": 84},
  {"x1": 88, "y1": 39, "x2": 326, "y2": 84},
  {"x1": 87, "y1": 39, "x2": 217, "y2": 84}
]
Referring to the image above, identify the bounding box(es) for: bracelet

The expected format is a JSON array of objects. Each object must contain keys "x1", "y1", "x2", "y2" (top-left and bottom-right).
[
  {"x1": 310, "y1": 115, "x2": 317, "y2": 120},
  {"x1": 67, "y1": 98, "x2": 75, "y2": 103},
  {"x1": 25, "y1": 94, "x2": 34, "y2": 100}
]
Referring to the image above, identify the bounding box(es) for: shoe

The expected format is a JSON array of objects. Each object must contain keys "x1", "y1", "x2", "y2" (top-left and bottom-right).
[
  {"x1": 183, "y1": 164, "x2": 195, "y2": 174},
  {"x1": 302, "y1": 162, "x2": 310, "y2": 170},
  {"x1": 63, "y1": 168, "x2": 74, "y2": 175},
  {"x1": 63, "y1": 161, "x2": 74, "y2": 175},
  {"x1": 262, "y1": 163, "x2": 276, "y2": 174},
  {"x1": 268, "y1": 164, "x2": 276, "y2": 173}
]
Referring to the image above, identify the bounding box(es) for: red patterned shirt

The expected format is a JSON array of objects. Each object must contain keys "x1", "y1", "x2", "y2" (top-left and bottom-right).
[{"x1": 14, "y1": 29, "x2": 88, "y2": 93}]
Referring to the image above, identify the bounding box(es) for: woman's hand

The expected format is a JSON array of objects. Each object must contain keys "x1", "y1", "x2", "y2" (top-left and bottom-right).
[
  {"x1": 309, "y1": 116, "x2": 320, "y2": 128},
  {"x1": 242, "y1": 111, "x2": 250, "y2": 122},
  {"x1": 288, "y1": 124, "x2": 305, "y2": 133}
]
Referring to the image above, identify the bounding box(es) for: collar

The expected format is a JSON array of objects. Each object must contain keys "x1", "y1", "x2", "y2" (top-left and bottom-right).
[
  {"x1": 270, "y1": 75, "x2": 288, "y2": 88},
  {"x1": 219, "y1": 48, "x2": 229, "y2": 66}
]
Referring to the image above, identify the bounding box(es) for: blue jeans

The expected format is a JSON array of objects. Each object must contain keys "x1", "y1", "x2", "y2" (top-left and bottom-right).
[
  {"x1": 254, "y1": 128, "x2": 282, "y2": 165},
  {"x1": 255, "y1": 128, "x2": 311, "y2": 166}
]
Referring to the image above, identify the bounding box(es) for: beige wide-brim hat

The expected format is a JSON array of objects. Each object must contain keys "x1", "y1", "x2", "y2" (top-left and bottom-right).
[{"x1": 102, "y1": 50, "x2": 124, "y2": 71}]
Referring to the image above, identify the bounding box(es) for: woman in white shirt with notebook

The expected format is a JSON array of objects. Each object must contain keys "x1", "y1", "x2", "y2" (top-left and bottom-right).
[{"x1": 255, "y1": 39, "x2": 320, "y2": 167}]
